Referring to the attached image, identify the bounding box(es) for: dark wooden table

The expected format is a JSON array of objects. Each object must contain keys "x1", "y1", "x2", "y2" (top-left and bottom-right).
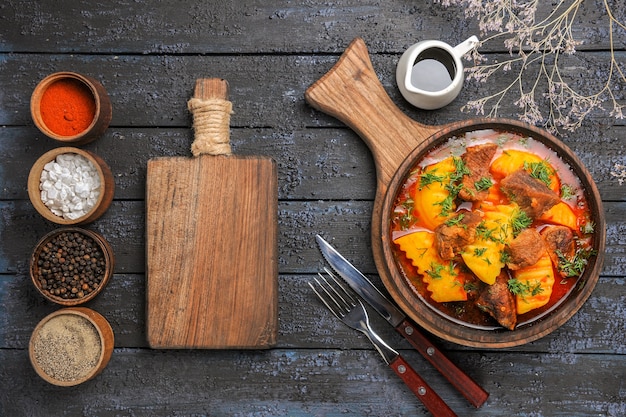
[{"x1": 1, "y1": 1, "x2": 625, "y2": 416}]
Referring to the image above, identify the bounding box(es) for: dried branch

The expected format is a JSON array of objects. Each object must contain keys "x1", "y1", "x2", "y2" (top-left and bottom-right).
[{"x1": 436, "y1": 0, "x2": 626, "y2": 133}]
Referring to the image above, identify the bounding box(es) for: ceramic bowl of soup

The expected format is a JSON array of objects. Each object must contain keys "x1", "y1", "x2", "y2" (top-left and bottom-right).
[{"x1": 379, "y1": 120, "x2": 605, "y2": 348}]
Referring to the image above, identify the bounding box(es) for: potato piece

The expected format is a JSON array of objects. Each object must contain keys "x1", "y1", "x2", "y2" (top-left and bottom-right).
[
  {"x1": 511, "y1": 253, "x2": 555, "y2": 315},
  {"x1": 394, "y1": 231, "x2": 467, "y2": 303},
  {"x1": 461, "y1": 240, "x2": 503, "y2": 285},
  {"x1": 491, "y1": 150, "x2": 543, "y2": 177},
  {"x1": 540, "y1": 201, "x2": 578, "y2": 230},
  {"x1": 412, "y1": 157, "x2": 456, "y2": 230},
  {"x1": 422, "y1": 263, "x2": 467, "y2": 303},
  {"x1": 490, "y1": 150, "x2": 560, "y2": 193},
  {"x1": 394, "y1": 231, "x2": 435, "y2": 273},
  {"x1": 460, "y1": 205, "x2": 515, "y2": 285}
]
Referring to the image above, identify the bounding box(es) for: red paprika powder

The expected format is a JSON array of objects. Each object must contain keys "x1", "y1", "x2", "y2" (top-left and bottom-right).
[{"x1": 40, "y1": 78, "x2": 96, "y2": 136}]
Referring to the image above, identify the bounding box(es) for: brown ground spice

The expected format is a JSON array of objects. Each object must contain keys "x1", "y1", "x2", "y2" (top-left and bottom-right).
[{"x1": 32, "y1": 314, "x2": 101, "y2": 382}]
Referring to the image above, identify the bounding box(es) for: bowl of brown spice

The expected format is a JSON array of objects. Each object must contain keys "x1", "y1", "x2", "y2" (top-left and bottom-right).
[
  {"x1": 30, "y1": 227, "x2": 114, "y2": 306},
  {"x1": 29, "y1": 307, "x2": 114, "y2": 386}
]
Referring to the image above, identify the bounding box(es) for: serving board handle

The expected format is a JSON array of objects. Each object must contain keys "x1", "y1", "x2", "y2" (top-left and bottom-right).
[
  {"x1": 305, "y1": 37, "x2": 440, "y2": 190},
  {"x1": 188, "y1": 78, "x2": 232, "y2": 157}
]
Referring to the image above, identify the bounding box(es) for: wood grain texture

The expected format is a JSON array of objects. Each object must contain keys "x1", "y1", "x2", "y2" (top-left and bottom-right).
[
  {"x1": 145, "y1": 79, "x2": 278, "y2": 348},
  {"x1": 1, "y1": 0, "x2": 624, "y2": 415},
  {"x1": 2, "y1": 348, "x2": 625, "y2": 416},
  {"x1": 0, "y1": 0, "x2": 618, "y2": 54}
]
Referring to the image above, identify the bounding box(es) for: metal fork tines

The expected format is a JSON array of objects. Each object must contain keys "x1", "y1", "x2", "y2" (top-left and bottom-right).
[
  {"x1": 309, "y1": 267, "x2": 398, "y2": 364},
  {"x1": 309, "y1": 267, "x2": 457, "y2": 417}
]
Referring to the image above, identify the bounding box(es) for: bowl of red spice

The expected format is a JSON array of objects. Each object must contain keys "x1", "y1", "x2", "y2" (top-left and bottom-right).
[
  {"x1": 29, "y1": 307, "x2": 114, "y2": 386},
  {"x1": 30, "y1": 227, "x2": 114, "y2": 306},
  {"x1": 28, "y1": 147, "x2": 115, "y2": 225},
  {"x1": 30, "y1": 71, "x2": 112, "y2": 145}
]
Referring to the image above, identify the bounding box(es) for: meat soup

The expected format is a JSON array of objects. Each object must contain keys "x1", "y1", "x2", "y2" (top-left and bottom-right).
[{"x1": 389, "y1": 129, "x2": 597, "y2": 330}]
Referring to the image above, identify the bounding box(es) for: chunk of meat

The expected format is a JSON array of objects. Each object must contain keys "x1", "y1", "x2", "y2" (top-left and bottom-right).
[
  {"x1": 500, "y1": 169, "x2": 560, "y2": 218},
  {"x1": 459, "y1": 143, "x2": 498, "y2": 201},
  {"x1": 506, "y1": 229, "x2": 546, "y2": 270},
  {"x1": 476, "y1": 272, "x2": 517, "y2": 330},
  {"x1": 434, "y1": 211, "x2": 483, "y2": 260},
  {"x1": 541, "y1": 225, "x2": 576, "y2": 276}
]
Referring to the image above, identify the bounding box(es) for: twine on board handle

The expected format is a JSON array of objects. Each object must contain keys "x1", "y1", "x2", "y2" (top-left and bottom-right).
[{"x1": 187, "y1": 79, "x2": 233, "y2": 157}]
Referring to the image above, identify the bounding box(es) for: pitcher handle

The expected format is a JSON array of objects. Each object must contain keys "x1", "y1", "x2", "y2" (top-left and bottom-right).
[{"x1": 452, "y1": 35, "x2": 479, "y2": 58}]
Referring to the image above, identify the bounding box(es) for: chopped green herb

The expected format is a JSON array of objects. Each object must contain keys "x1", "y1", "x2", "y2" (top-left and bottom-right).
[
  {"x1": 524, "y1": 160, "x2": 553, "y2": 188},
  {"x1": 508, "y1": 278, "x2": 544, "y2": 297},
  {"x1": 510, "y1": 209, "x2": 533, "y2": 237},
  {"x1": 500, "y1": 250, "x2": 511, "y2": 264},
  {"x1": 556, "y1": 247, "x2": 597, "y2": 278},
  {"x1": 395, "y1": 198, "x2": 416, "y2": 230},
  {"x1": 474, "y1": 177, "x2": 494, "y2": 192},
  {"x1": 475, "y1": 221, "x2": 492, "y2": 239},
  {"x1": 519, "y1": 137, "x2": 529, "y2": 147},
  {"x1": 426, "y1": 262, "x2": 445, "y2": 279},
  {"x1": 444, "y1": 181, "x2": 464, "y2": 198},
  {"x1": 435, "y1": 195, "x2": 455, "y2": 217},
  {"x1": 560, "y1": 184, "x2": 575, "y2": 200},
  {"x1": 475, "y1": 220, "x2": 508, "y2": 244},
  {"x1": 473, "y1": 247, "x2": 488, "y2": 257},
  {"x1": 453, "y1": 304, "x2": 466, "y2": 316},
  {"x1": 499, "y1": 223, "x2": 510, "y2": 243},
  {"x1": 581, "y1": 221, "x2": 595, "y2": 235},
  {"x1": 496, "y1": 135, "x2": 509, "y2": 146},
  {"x1": 419, "y1": 171, "x2": 445, "y2": 189},
  {"x1": 450, "y1": 157, "x2": 471, "y2": 182},
  {"x1": 444, "y1": 213, "x2": 466, "y2": 227}
]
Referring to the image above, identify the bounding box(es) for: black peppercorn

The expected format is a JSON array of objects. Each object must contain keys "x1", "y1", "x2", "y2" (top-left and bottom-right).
[{"x1": 34, "y1": 231, "x2": 107, "y2": 301}]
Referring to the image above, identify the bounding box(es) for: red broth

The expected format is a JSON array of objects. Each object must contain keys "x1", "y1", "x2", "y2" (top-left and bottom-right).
[{"x1": 389, "y1": 129, "x2": 596, "y2": 330}]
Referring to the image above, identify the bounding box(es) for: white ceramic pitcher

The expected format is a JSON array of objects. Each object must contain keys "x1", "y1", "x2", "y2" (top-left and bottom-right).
[{"x1": 396, "y1": 35, "x2": 479, "y2": 110}]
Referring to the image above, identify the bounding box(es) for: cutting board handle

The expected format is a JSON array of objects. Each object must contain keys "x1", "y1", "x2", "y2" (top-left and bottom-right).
[
  {"x1": 188, "y1": 78, "x2": 233, "y2": 157},
  {"x1": 305, "y1": 38, "x2": 440, "y2": 188}
]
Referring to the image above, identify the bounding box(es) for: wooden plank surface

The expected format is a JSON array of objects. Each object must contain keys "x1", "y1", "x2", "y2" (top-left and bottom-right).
[
  {"x1": 1, "y1": 0, "x2": 625, "y2": 415},
  {"x1": 146, "y1": 155, "x2": 278, "y2": 348}
]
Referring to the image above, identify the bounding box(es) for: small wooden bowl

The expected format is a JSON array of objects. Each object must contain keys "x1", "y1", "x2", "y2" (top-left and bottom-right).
[
  {"x1": 29, "y1": 307, "x2": 114, "y2": 386},
  {"x1": 30, "y1": 227, "x2": 115, "y2": 306},
  {"x1": 28, "y1": 147, "x2": 115, "y2": 225},
  {"x1": 31, "y1": 71, "x2": 112, "y2": 145}
]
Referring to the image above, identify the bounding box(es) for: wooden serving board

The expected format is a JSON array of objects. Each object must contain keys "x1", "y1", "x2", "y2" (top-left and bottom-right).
[
  {"x1": 305, "y1": 38, "x2": 605, "y2": 348},
  {"x1": 146, "y1": 79, "x2": 278, "y2": 349}
]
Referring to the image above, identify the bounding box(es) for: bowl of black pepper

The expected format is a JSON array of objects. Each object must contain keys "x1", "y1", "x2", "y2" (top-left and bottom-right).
[
  {"x1": 30, "y1": 227, "x2": 114, "y2": 306},
  {"x1": 29, "y1": 307, "x2": 114, "y2": 386}
]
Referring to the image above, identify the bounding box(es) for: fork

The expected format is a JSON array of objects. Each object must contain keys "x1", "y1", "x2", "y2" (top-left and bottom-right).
[{"x1": 309, "y1": 269, "x2": 457, "y2": 417}]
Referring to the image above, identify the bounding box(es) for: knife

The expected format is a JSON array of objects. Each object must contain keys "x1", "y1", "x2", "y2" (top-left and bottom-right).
[{"x1": 316, "y1": 234, "x2": 489, "y2": 408}]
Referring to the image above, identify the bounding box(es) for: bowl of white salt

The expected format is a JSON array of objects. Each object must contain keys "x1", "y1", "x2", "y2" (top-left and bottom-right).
[
  {"x1": 28, "y1": 147, "x2": 114, "y2": 225},
  {"x1": 29, "y1": 307, "x2": 114, "y2": 386}
]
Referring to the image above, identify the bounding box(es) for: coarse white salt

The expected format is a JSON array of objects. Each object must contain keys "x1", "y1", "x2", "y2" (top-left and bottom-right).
[{"x1": 39, "y1": 153, "x2": 101, "y2": 220}]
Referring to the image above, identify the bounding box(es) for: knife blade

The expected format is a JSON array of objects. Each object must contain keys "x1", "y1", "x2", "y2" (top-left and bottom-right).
[{"x1": 316, "y1": 234, "x2": 489, "y2": 408}]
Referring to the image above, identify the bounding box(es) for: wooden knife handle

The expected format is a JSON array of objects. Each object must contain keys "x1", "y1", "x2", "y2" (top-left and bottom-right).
[
  {"x1": 389, "y1": 355, "x2": 457, "y2": 417},
  {"x1": 396, "y1": 318, "x2": 489, "y2": 408}
]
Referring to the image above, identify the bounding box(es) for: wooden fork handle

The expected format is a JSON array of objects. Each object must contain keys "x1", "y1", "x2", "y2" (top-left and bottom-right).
[
  {"x1": 396, "y1": 318, "x2": 489, "y2": 408},
  {"x1": 390, "y1": 355, "x2": 457, "y2": 417}
]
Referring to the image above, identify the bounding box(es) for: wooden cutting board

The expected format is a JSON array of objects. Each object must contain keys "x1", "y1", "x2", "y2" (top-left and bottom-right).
[{"x1": 146, "y1": 78, "x2": 278, "y2": 349}]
